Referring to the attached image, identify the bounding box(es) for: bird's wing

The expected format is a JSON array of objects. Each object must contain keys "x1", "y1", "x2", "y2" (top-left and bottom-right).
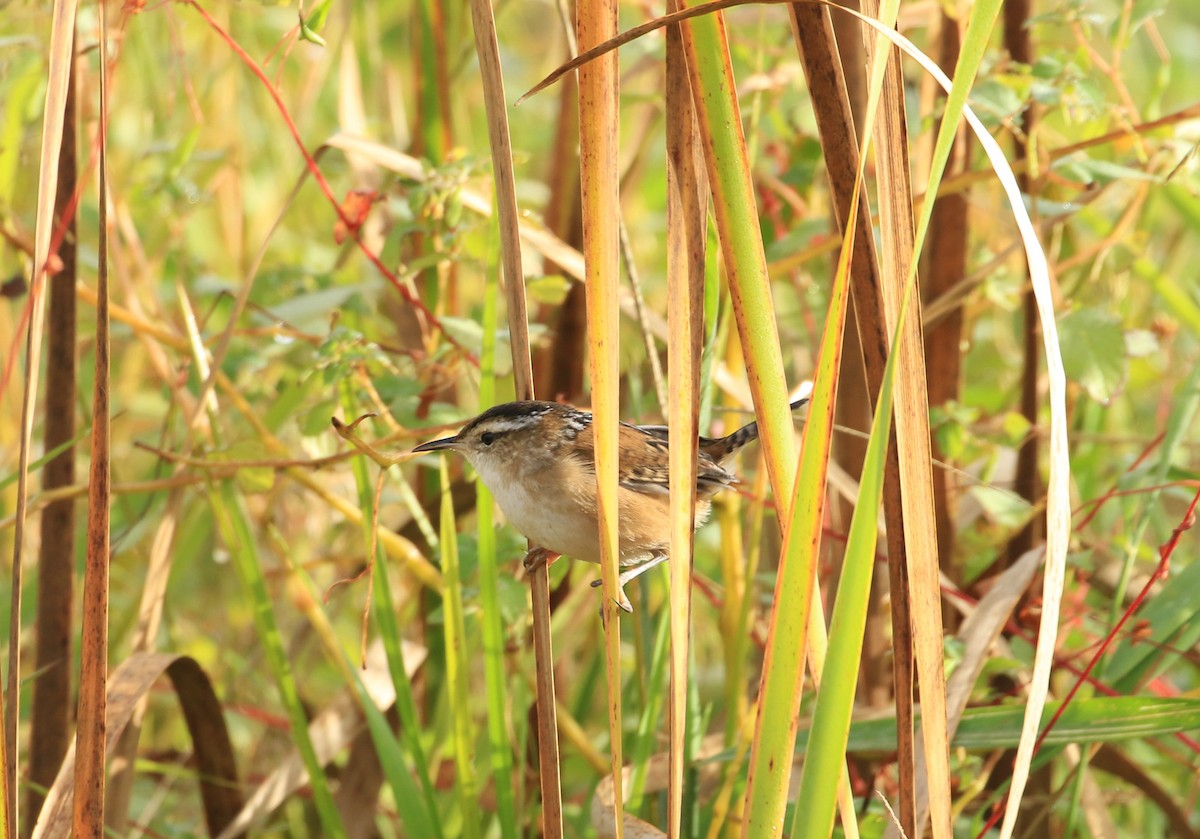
[{"x1": 571, "y1": 422, "x2": 735, "y2": 497}]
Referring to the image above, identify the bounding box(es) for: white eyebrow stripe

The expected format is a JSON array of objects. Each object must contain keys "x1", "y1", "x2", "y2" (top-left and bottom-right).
[{"x1": 481, "y1": 416, "x2": 543, "y2": 433}]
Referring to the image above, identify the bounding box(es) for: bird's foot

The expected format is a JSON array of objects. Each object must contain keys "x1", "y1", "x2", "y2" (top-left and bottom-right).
[
  {"x1": 590, "y1": 579, "x2": 633, "y2": 616},
  {"x1": 589, "y1": 553, "x2": 670, "y2": 614},
  {"x1": 522, "y1": 547, "x2": 561, "y2": 573},
  {"x1": 597, "y1": 587, "x2": 634, "y2": 627}
]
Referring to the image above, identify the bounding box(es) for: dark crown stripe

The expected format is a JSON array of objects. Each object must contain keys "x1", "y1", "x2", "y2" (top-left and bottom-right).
[{"x1": 462, "y1": 400, "x2": 557, "y2": 435}]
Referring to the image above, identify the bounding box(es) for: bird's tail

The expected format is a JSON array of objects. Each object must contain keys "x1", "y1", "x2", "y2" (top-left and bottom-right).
[{"x1": 703, "y1": 397, "x2": 809, "y2": 462}]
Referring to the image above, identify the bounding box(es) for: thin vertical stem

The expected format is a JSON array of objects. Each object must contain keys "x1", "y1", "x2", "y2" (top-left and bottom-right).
[
  {"x1": 664, "y1": 8, "x2": 706, "y2": 833},
  {"x1": 578, "y1": 0, "x2": 624, "y2": 833},
  {"x1": 73, "y1": 1, "x2": 110, "y2": 831}
]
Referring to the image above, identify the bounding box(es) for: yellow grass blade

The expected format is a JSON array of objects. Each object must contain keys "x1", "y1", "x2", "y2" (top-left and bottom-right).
[
  {"x1": 664, "y1": 11, "x2": 707, "y2": 834},
  {"x1": 577, "y1": 0, "x2": 625, "y2": 834},
  {"x1": 5, "y1": 0, "x2": 80, "y2": 832}
]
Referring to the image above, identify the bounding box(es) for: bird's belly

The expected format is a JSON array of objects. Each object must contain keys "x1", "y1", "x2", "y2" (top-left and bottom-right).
[
  {"x1": 487, "y1": 478, "x2": 713, "y2": 568},
  {"x1": 490, "y1": 481, "x2": 602, "y2": 564}
]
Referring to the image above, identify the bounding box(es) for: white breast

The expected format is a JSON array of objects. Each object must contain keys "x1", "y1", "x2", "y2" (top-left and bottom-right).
[{"x1": 473, "y1": 461, "x2": 602, "y2": 564}]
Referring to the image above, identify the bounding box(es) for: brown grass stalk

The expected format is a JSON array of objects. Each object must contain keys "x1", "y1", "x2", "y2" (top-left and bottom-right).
[
  {"x1": 72, "y1": 2, "x2": 111, "y2": 830},
  {"x1": 33, "y1": 655, "x2": 243, "y2": 839},
  {"x1": 855, "y1": 3, "x2": 952, "y2": 835},
  {"x1": 26, "y1": 37, "x2": 78, "y2": 834},
  {"x1": 788, "y1": 4, "x2": 921, "y2": 833},
  {"x1": 467, "y1": 0, "x2": 557, "y2": 833},
  {"x1": 999, "y1": 2, "x2": 1048, "y2": 828},
  {"x1": 1003, "y1": 0, "x2": 1042, "y2": 569},
  {"x1": 921, "y1": 11, "x2": 968, "y2": 581}
]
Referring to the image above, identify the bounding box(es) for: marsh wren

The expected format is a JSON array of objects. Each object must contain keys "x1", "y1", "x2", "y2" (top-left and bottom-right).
[{"x1": 413, "y1": 398, "x2": 808, "y2": 611}]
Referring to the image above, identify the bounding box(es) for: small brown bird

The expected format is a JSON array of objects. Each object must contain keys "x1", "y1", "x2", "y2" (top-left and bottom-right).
[{"x1": 413, "y1": 398, "x2": 807, "y2": 611}]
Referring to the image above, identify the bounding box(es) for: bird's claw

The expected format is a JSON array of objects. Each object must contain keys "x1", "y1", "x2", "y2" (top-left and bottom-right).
[
  {"x1": 590, "y1": 577, "x2": 634, "y2": 614},
  {"x1": 522, "y1": 547, "x2": 560, "y2": 573}
]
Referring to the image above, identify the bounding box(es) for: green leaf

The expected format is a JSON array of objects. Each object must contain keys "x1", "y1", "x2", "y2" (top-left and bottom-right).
[
  {"x1": 0, "y1": 423, "x2": 91, "y2": 493},
  {"x1": 525, "y1": 274, "x2": 571, "y2": 305},
  {"x1": 264, "y1": 374, "x2": 317, "y2": 435},
  {"x1": 268, "y1": 285, "x2": 365, "y2": 331},
  {"x1": 1128, "y1": 0, "x2": 1169, "y2": 33},
  {"x1": 969, "y1": 78, "x2": 1026, "y2": 126},
  {"x1": 1054, "y1": 155, "x2": 1157, "y2": 185},
  {"x1": 791, "y1": 697, "x2": 1200, "y2": 754},
  {"x1": 1106, "y1": 558, "x2": 1200, "y2": 691},
  {"x1": 1058, "y1": 307, "x2": 1126, "y2": 402},
  {"x1": 299, "y1": 0, "x2": 334, "y2": 46},
  {"x1": 1124, "y1": 329, "x2": 1158, "y2": 358},
  {"x1": 302, "y1": 398, "x2": 339, "y2": 436},
  {"x1": 1133, "y1": 253, "x2": 1200, "y2": 335},
  {"x1": 969, "y1": 485, "x2": 1035, "y2": 530},
  {"x1": 0, "y1": 56, "x2": 47, "y2": 203},
  {"x1": 438, "y1": 316, "x2": 484, "y2": 357},
  {"x1": 953, "y1": 697, "x2": 1200, "y2": 750},
  {"x1": 999, "y1": 410, "x2": 1033, "y2": 448},
  {"x1": 165, "y1": 127, "x2": 201, "y2": 181}
]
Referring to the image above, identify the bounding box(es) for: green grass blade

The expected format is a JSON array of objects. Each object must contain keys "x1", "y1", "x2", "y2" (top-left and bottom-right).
[
  {"x1": 792, "y1": 697, "x2": 1200, "y2": 753},
  {"x1": 677, "y1": 2, "x2": 795, "y2": 508},
  {"x1": 790, "y1": 268, "x2": 896, "y2": 839},
  {"x1": 439, "y1": 461, "x2": 480, "y2": 839},
  {"x1": 284, "y1": 548, "x2": 440, "y2": 838},
  {"x1": 478, "y1": 261, "x2": 519, "y2": 839},
  {"x1": 0, "y1": 424, "x2": 89, "y2": 493},
  {"x1": 627, "y1": 611, "x2": 670, "y2": 811},
  {"x1": 206, "y1": 480, "x2": 346, "y2": 838},
  {"x1": 338, "y1": 383, "x2": 445, "y2": 838},
  {"x1": 1105, "y1": 357, "x2": 1200, "y2": 682}
]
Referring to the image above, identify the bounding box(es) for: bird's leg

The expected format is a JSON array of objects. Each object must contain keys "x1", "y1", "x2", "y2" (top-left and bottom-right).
[
  {"x1": 618, "y1": 553, "x2": 670, "y2": 588},
  {"x1": 522, "y1": 547, "x2": 561, "y2": 573},
  {"x1": 590, "y1": 552, "x2": 669, "y2": 613},
  {"x1": 590, "y1": 568, "x2": 636, "y2": 615}
]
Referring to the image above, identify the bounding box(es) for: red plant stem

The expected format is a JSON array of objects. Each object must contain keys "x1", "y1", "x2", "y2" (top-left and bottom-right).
[
  {"x1": 0, "y1": 1, "x2": 141, "y2": 406},
  {"x1": 1074, "y1": 479, "x2": 1200, "y2": 522},
  {"x1": 5, "y1": 0, "x2": 478, "y2": 407},
  {"x1": 1072, "y1": 430, "x2": 1165, "y2": 530},
  {"x1": 1036, "y1": 485, "x2": 1199, "y2": 749},
  {"x1": 978, "y1": 484, "x2": 1200, "y2": 837},
  {"x1": 180, "y1": 0, "x2": 474, "y2": 364},
  {"x1": 0, "y1": 117, "x2": 91, "y2": 405}
]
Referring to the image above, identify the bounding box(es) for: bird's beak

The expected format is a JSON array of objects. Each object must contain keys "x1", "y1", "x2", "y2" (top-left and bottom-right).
[{"x1": 412, "y1": 435, "x2": 461, "y2": 453}]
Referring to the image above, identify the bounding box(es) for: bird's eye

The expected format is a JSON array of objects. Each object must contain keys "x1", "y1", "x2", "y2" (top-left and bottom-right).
[{"x1": 480, "y1": 431, "x2": 496, "y2": 446}]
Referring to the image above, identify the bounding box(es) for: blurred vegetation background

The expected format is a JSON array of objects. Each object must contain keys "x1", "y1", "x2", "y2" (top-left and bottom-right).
[{"x1": 2, "y1": 0, "x2": 1200, "y2": 836}]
